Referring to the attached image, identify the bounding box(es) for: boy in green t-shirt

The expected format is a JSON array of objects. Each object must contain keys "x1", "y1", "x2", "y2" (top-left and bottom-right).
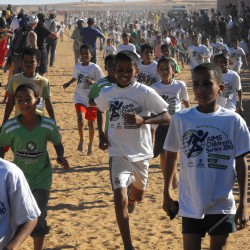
[{"x1": 0, "y1": 83, "x2": 69, "y2": 250}]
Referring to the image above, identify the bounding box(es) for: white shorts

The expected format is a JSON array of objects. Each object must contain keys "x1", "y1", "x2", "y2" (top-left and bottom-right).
[{"x1": 109, "y1": 156, "x2": 149, "y2": 190}]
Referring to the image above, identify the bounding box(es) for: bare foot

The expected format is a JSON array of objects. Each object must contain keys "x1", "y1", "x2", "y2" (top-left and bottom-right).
[
  {"x1": 87, "y1": 143, "x2": 93, "y2": 155},
  {"x1": 77, "y1": 140, "x2": 84, "y2": 152}
]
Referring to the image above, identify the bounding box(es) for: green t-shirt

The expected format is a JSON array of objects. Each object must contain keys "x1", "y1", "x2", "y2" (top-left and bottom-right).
[
  {"x1": 0, "y1": 116, "x2": 61, "y2": 191},
  {"x1": 89, "y1": 77, "x2": 113, "y2": 131}
]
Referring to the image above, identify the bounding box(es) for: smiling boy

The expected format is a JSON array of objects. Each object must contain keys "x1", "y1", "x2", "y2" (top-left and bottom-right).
[{"x1": 95, "y1": 51, "x2": 170, "y2": 250}]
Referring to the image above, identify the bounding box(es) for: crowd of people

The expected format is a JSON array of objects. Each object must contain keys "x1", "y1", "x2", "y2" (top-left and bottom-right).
[{"x1": 0, "y1": 2, "x2": 250, "y2": 250}]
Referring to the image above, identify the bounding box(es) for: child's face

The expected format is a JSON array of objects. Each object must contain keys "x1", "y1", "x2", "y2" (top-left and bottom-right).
[
  {"x1": 215, "y1": 58, "x2": 229, "y2": 73},
  {"x1": 192, "y1": 36, "x2": 199, "y2": 46},
  {"x1": 232, "y1": 40, "x2": 238, "y2": 48},
  {"x1": 80, "y1": 48, "x2": 92, "y2": 64},
  {"x1": 193, "y1": 70, "x2": 221, "y2": 106},
  {"x1": 116, "y1": 60, "x2": 139, "y2": 87},
  {"x1": 142, "y1": 48, "x2": 154, "y2": 64},
  {"x1": 122, "y1": 36, "x2": 129, "y2": 44},
  {"x1": 105, "y1": 60, "x2": 116, "y2": 79},
  {"x1": 158, "y1": 61, "x2": 173, "y2": 83},
  {"x1": 16, "y1": 88, "x2": 39, "y2": 115},
  {"x1": 161, "y1": 47, "x2": 170, "y2": 57},
  {"x1": 22, "y1": 55, "x2": 39, "y2": 75},
  {"x1": 107, "y1": 39, "x2": 111, "y2": 46}
]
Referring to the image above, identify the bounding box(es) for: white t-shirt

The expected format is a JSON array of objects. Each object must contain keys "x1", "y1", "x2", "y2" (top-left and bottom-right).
[
  {"x1": 116, "y1": 43, "x2": 136, "y2": 54},
  {"x1": 163, "y1": 106, "x2": 250, "y2": 219},
  {"x1": 210, "y1": 42, "x2": 225, "y2": 56},
  {"x1": 103, "y1": 45, "x2": 116, "y2": 57},
  {"x1": 0, "y1": 159, "x2": 40, "y2": 248},
  {"x1": 72, "y1": 62, "x2": 105, "y2": 106},
  {"x1": 228, "y1": 47, "x2": 245, "y2": 67},
  {"x1": 217, "y1": 69, "x2": 241, "y2": 111},
  {"x1": 95, "y1": 81, "x2": 169, "y2": 162},
  {"x1": 137, "y1": 61, "x2": 160, "y2": 86},
  {"x1": 151, "y1": 80, "x2": 189, "y2": 115},
  {"x1": 188, "y1": 44, "x2": 210, "y2": 70}
]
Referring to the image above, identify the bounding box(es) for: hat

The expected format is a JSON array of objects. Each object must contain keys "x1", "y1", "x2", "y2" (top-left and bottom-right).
[
  {"x1": 37, "y1": 13, "x2": 46, "y2": 22},
  {"x1": 238, "y1": 18, "x2": 243, "y2": 23},
  {"x1": 27, "y1": 15, "x2": 38, "y2": 25},
  {"x1": 87, "y1": 17, "x2": 95, "y2": 24}
]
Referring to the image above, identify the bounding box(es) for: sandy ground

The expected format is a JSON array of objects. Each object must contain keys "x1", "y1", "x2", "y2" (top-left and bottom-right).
[{"x1": 0, "y1": 26, "x2": 250, "y2": 250}]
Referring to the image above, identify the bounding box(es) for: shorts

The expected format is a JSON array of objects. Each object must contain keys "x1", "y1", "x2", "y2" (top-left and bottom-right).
[
  {"x1": 31, "y1": 189, "x2": 50, "y2": 237},
  {"x1": 75, "y1": 104, "x2": 97, "y2": 120},
  {"x1": 153, "y1": 124, "x2": 169, "y2": 158},
  {"x1": 109, "y1": 156, "x2": 149, "y2": 190},
  {"x1": 182, "y1": 214, "x2": 236, "y2": 237},
  {"x1": 13, "y1": 55, "x2": 24, "y2": 74}
]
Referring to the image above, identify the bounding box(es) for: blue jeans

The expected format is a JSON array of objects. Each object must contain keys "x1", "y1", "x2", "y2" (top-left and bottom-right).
[{"x1": 46, "y1": 38, "x2": 57, "y2": 66}]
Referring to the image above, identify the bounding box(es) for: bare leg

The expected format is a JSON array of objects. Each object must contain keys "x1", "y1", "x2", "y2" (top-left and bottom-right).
[
  {"x1": 210, "y1": 234, "x2": 229, "y2": 250},
  {"x1": 76, "y1": 111, "x2": 84, "y2": 152},
  {"x1": 87, "y1": 120, "x2": 95, "y2": 155},
  {"x1": 183, "y1": 234, "x2": 201, "y2": 250},
  {"x1": 33, "y1": 236, "x2": 45, "y2": 250}
]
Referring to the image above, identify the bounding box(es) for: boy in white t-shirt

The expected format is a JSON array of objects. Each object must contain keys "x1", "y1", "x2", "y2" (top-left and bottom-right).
[
  {"x1": 228, "y1": 39, "x2": 248, "y2": 73},
  {"x1": 151, "y1": 57, "x2": 190, "y2": 188},
  {"x1": 116, "y1": 32, "x2": 137, "y2": 54},
  {"x1": 103, "y1": 38, "x2": 116, "y2": 60},
  {"x1": 63, "y1": 44, "x2": 104, "y2": 155},
  {"x1": 0, "y1": 158, "x2": 40, "y2": 249},
  {"x1": 163, "y1": 63, "x2": 250, "y2": 250},
  {"x1": 214, "y1": 53, "x2": 243, "y2": 114},
  {"x1": 95, "y1": 51, "x2": 170, "y2": 250},
  {"x1": 137, "y1": 43, "x2": 159, "y2": 86},
  {"x1": 187, "y1": 34, "x2": 210, "y2": 71}
]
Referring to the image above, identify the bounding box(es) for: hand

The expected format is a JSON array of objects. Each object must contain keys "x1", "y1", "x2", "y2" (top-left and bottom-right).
[
  {"x1": 99, "y1": 132, "x2": 109, "y2": 150},
  {"x1": 163, "y1": 194, "x2": 179, "y2": 220},
  {"x1": 86, "y1": 78, "x2": 94, "y2": 86},
  {"x1": 56, "y1": 156, "x2": 70, "y2": 169},
  {"x1": 63, "y1": 82, "x2": 70, "y2": 89},
  {"x1": 235, "y1": 203, "x2": 249, "y2": 230},
  {"x1": 123, "y1": 112, "x2": 144, "y2": 125},
  {"x1": 236, "y1": 106, "x2": 244, "y2": 118}
]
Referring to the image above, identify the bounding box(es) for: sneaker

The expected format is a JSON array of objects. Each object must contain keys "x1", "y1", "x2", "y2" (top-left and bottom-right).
[{"x1": 128, "y1": 199, "x2": 137, "y2": 214}]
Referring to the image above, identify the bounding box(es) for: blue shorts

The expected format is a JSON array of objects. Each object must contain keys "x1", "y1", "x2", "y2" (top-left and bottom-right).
[
  {"x1": 182, "y1": 214, "x2": 236, "y2": 237},
  {"x1": 31, "y1": 189, "x2": 50, "y2": 237}
]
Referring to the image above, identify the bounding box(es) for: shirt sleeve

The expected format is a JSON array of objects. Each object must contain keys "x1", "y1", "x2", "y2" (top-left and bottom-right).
[{"x1": 95, "y1": 88, "x2": 109, "y2": 112}]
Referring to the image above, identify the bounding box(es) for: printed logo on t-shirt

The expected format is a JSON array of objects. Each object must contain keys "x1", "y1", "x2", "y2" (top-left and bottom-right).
[
  {"x1": 161, "y1": 92, "x2": 179, "y2": 115},
  {"x1": 221, "y1": 80, "x2": 233, "y2": 98},
  {"x1": 16, "y1": 141, "x2": 43, "y2": 159},
  {"x1": 0, "y1": 201, "x2": 6, "y2": 215},
  {"x1": 137, "y1": 72, "x2": 156, "y2": 86},
  {"x1": 182, "y1": 126, "x2": 233, "y2": 169},
  {"x1": 108, "y1": 99, "x2": 142, "y2": 129},
  {"x1": 77, "y1": 73, "x2": 94, "y2": 89}
]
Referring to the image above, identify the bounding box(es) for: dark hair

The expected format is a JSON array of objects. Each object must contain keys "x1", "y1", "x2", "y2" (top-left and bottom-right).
[
  {"x1": 160, "y1": 43, "x2": 171, "y2": 51},
  {"x1": 140, "y1": 43, "x2": 154, "y2": 55},
  {"x1": 213, "y1": 53, "x2": 229, "y2": 63},
  {"x1": 193, "y1": 63, "x2": 222, "y2": 84},
  {"x1": 104, "y1": 54, "x2": 116, "y2": 65},
  {"x1": 115, "y1": 50, "x2": 139, "y2": 66},
  {"x1": 15, "y1": 83, "x2": 40, "y2": 98},
  {"x1": 122, "y1": 32, "x2": 130, "y2": 38},
  {"x1": 157, "y1": 56, "x2": 177, "y2": 73},
  {"x1": 80, "y1": 44, "x2": 91, "y2": 53},
  {"x1": 22, "y1": 48, "x2": 41, "y2": 62}
]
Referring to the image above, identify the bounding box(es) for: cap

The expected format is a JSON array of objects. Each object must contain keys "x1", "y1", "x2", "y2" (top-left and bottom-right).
[
  {"x1": 27, "y1": 15, "x2": 39, "y2": 25},
  {"x1": 238, "y1": 18, "x2": 243, "y2": 23},
  {"x1": 87, "y1": 17, "x2": 95, "y2": 24}
]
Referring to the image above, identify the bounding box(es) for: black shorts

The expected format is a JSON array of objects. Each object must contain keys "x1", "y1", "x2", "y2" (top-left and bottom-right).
[
  {"x1": 37, "y1": 49, "x2": 48, "y2": 75},
  {"x1": 182, "y1": 214, "x2": 236, "y2": 237},
  {"x1": 153, "y1": 124, "x2": 169, "y2": 158}
]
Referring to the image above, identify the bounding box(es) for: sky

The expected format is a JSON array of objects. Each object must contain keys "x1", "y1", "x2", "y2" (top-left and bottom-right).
[{"x1": 1, "y1": 0, "x2": 145, "y2": 5}]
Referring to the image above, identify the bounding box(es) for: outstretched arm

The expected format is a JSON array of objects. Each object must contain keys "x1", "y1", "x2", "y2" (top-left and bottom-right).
[
  {"x1": 2, "y1": 93, "x2": 15, "y2": 124},
  {"x1": 97, "y1": 109, "x2": 109, "y2": 150},
  {"x1": 54, "y1": 143, "x2": 70, "y2": 169}
]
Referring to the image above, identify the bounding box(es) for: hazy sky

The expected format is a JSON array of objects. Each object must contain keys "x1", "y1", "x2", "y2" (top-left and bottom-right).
[{"x1": 1, "y1": 0, "x2": 143, "y2": 5}]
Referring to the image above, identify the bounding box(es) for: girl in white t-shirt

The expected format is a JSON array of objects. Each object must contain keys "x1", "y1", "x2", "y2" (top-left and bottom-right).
[
  {"x1": 151, "y1": 57, "x2": 190, "y2": 188},
  {"x1": 63, "y1": 45, "x2": 104, "y2": 154},
  {"x1": 103, "y1": 38, "x2": 116, "y2": 60}
]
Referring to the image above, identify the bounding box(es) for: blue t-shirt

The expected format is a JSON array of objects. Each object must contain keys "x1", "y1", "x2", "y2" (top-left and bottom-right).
[{"x1": 80, "y1": 27, "x2": 104, "y2": 48}]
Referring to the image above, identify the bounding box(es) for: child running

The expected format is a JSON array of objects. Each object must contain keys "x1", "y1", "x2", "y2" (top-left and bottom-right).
[
  {"x1": 0, "y1": 83, "x2": 69, "y2": 250},
  {"x1": 95, "y1": 51, "x2": 171, "y2": 250},
  {"x1": 151, "y1": 57, "x2": 190, "y2": 188},
  {"x1": 163, "y1": 63, "x2": 250, "y2": 250},
  {"x1": 63, "y1": 44, "x2": 104, "y2": 154}
]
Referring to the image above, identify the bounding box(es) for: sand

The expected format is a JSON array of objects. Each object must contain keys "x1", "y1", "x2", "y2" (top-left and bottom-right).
[{"x1": 0, "y1": 24, "x2": 250, "y2": 250}]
